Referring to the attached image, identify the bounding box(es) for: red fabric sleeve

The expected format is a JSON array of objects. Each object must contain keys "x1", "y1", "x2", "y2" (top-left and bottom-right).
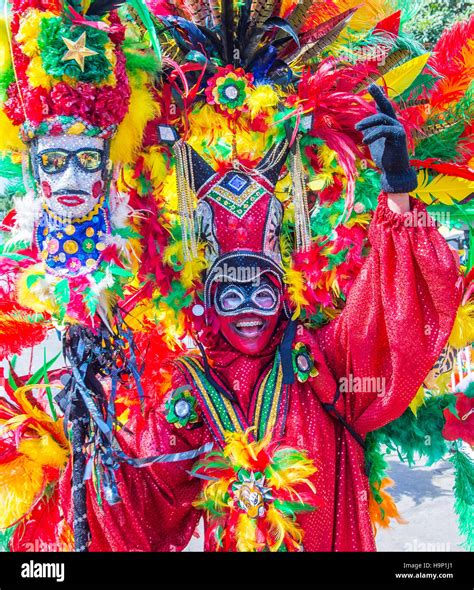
[
  {"x1": 60, "y1": 370, "x2": 209, "y2": 551},
  {"x1": 315, "y1": 193, "x2": 462, "y2": 434}
]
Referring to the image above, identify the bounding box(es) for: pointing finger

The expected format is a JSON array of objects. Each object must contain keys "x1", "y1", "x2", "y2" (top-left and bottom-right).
[{"x1": 368, "y1": 83, "x2": 397, "y2": 119}]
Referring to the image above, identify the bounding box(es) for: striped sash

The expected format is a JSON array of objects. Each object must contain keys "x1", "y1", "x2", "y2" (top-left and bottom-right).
[{"x1": 176, "y1": 349, "x2": 289, "y2": 447}]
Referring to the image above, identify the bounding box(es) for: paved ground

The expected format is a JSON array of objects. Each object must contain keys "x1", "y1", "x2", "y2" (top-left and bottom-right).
[{"x1": 376, "y1": 458, "x2": 466, "y2": 552}]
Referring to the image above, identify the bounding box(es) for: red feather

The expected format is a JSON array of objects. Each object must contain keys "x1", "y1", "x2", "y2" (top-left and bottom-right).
[
  {"x1": 410, "y1": 159, "x2": 474, "y2": 181},
  {"x1": 373, "y1": 10, "x2": 401, "y2": 36},
  {"x1": 428, "y1": 15, "x2": 474, "y2": 110},
  {"x1": 10, "y1": 487, "x2": 63, "y2": 551}
]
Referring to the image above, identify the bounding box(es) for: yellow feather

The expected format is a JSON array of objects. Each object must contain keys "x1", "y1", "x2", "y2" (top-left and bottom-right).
[
  {"x1": 449, "y1": 300, "x2": 474, "y2": 349},
  {"x1": 366, "y1": 53, "x2": 431, "y2": 99},
  {"x1": 236, "y1": 512, "x2": 260, "y2": 552},
  {"x1": 267, "y1": 458, "x2": 317, "y2": 491},
  {"x1": 110, "y1": 83, "x2": 159, "y2": 164},
  {"x1": 188, "y1": 104, "x2": 229, "y2": 138},
  {"x1": 142, "y1": 147, "x2": 168, "y2": 185},
  {"x1": 266, "y1": 504, "x2": 303, "y2": 551},
  {"x1": 19, "y1": 435, "x2": 69, "y2": 469},
  {"x1": 0, "y1": 18, "x2": 11, "y2": 72},
  {"x1": 16, "y1": 266, "x2": 59, "y2": 316},
  {"x1": 413, "y1": 171, "x2": 474, "y2": 206},
  {"x1": 0, "y1": 456, "x2": 44, "y2": 529},
  {"x1": 308, "y1": 176, "x2": 329, "y2": 192},
  {"x1": 198, "y1": 477, "x2": 231, "y2": 510},
  {"x1": 245, "y1": 85, "x2": 280, "y2": 119},
  {"x1": 12, "y1": 385, "x2": 68, "y2": 447},
  {"x1": 163, "y1": 241, "x2": 183, "y2": 266},
  {"x1": 409, "y1": 386, "x2": 426, "y2": 416},
  {"x1": 181, "y1": 253, "x2": 208, "y2": 289},
  {"x1": 223, "y1": 430, "x2": 254, "y2": 469},
  {"x1": 284, "y1": 268, "x2": 308, "y2": 319},
  {"x1": 162, "y1": 170, "x2": 179, "y2": 212},
  {"x1": 346, "y1": 213, "x2": 371, "y2": 228},
  {"x1": 279, "y1": 0, "x2": 297, "y2": 17}
]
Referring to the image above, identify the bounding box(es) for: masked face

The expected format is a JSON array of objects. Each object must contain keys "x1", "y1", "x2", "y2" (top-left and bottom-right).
[
  {"x1": 33, "y1": 135, "x2": 108, "y2": 219},
  {"x1": 214, "y1": 276, "x2": 282, "y2": 355}
]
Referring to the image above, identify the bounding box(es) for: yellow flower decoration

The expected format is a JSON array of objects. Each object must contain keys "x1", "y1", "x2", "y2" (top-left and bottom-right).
[
  {"x1": 16, "y1": 9, "x2": 56, "y2": 57},
  {"x1": 26, "y1": 56, "x2": 55, "y2": 89}
]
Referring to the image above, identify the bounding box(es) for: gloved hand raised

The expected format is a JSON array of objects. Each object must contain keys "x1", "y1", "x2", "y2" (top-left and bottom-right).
[{"x1": 356, "y1": 84, "x2": 418, "y2": 194}]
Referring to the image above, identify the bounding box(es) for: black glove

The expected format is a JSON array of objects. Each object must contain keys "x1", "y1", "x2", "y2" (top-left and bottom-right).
[{"x1": 356, "y1": 84, "x2": 417, "y2": 194}]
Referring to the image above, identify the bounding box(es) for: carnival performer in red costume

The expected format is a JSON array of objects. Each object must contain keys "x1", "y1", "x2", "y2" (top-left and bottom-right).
[{"x1": 58, "y1": 80, "x2": 460, "y2": 551}]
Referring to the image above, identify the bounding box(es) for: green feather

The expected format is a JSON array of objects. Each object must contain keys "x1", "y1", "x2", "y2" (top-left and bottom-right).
[
  {"x1": 450, "y1": 450, "x2": 474, "y2": 551},
  {"x1": 372, "y1": 393, "x2": 453, "y2": 466},
  {"x1": 127, "y1": 0, "x2": 162, "y2": 68},
  {"x1": 414, "y1": 121, "x2": 466, "y2": 162},
  {"x1": 0, "y1": 526, "x2": 16, "y2": 552},
  {"x1": 273, "y1": 499, "x2": 316, "y2": 515}
]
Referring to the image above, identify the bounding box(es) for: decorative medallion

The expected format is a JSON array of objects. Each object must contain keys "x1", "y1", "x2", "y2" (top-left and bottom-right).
[
  {"x1": 232, "y1": 469, "x2": 273, "y2": 518},
  {"x1": 292, "y1": 342, "x2": 318, "y2": 383},
  {"x1": 165, "y1": 386, "x2": 199, "y2": 428},
  {"x1": 192, "y1": 431, "x2": 319, "y2": 552}
]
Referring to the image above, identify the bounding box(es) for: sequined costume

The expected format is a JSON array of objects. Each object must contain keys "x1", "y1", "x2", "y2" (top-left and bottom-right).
[
  {"x1": 47, "y1": 193, "x2": 459, "y2": 552},
  {"x1": 1, "y1": 0, "x2": 473, "y2": 553}
]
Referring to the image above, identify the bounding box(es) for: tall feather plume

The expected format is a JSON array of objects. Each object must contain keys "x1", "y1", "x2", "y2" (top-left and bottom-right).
[
  {"x1": 249, "y1": 0, "x2": 275, "y2": 30},
  {"x1": 181, "y1": 0, "x2": 212, "y2": 27},
  {"x1": 221, "y1": 0, "x2": 235, "y2": 64},
  {"x1": 287, "y1": 6, "x2": 358, "y2": 63},
  {"x1": 286, "y1": 0, "x2": 313, "y2": 32},
  {"x1": 208, "y1": 0, "x2": 221, "y2": 27}
]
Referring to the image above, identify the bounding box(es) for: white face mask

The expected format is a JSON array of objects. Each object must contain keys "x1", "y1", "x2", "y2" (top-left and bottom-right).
[{"x1": 33, "y1": 135, "x2": 108, "y2": 219}]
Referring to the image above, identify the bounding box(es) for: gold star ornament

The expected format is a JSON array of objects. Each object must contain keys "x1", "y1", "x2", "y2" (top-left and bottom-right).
[{"x1": 61, "y1": 32, "x2": 98, "y2": 72}]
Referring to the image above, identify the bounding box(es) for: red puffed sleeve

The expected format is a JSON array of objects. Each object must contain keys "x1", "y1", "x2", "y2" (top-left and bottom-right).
[
  {"x1": 59, "y1": 370, "x2": 210, "y2": 551},
  {"x1": 315, "y1": 193, "x2": 462, "y2": 434}
]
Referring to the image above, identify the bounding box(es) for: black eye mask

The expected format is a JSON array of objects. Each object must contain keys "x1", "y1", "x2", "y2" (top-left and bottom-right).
[{"x1": 214, "y1": 277, "x2": 281, "y2": 317}]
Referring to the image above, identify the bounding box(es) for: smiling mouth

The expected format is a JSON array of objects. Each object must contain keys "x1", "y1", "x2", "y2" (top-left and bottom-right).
[
  {"x1": 232, "y1": 318, "x2": 267, "y2": 338},
  {"x1": 57, "y1": 195, "x2": 86, "y2": 207}
]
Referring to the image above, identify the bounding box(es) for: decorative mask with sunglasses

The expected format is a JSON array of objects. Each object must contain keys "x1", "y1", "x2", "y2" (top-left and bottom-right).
[
  {"x1": 31, "y1": 134, "x2": 112, "y2": 277},
  {"x1": 214, "y1": 275, "x2": 283, "y2": 355}
]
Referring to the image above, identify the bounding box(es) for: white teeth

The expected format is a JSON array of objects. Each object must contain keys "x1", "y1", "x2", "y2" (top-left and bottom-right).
[{"x1": 236, "y1": 320, "x2": 263, "y2": 328}]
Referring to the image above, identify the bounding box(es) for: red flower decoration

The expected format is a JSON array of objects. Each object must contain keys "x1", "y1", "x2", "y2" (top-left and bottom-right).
[
  {"x1": 443, "y1": 393, "x2": 474, "y2": 446},
  {"x1": 13, "y1": 0, "x2": 61, "y2": 15},
  {"x1": 3, "y1": 9, "x2": 131, "y2": 131}
]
